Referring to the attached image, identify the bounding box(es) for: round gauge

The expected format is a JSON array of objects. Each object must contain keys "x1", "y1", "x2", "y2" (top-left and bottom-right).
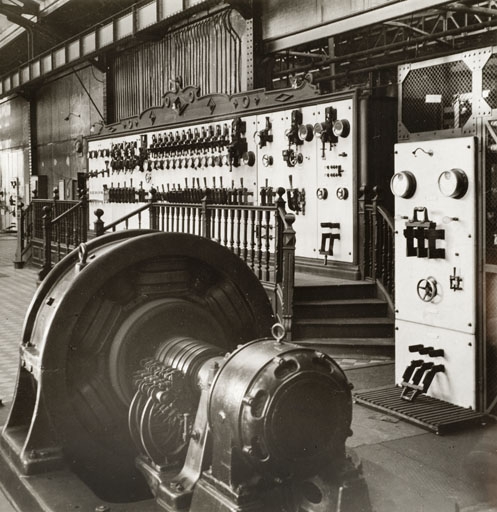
[
  {"x1": 254, "y1": 131, "x2": 262, "y2": 146},
  {"x1": 437, "y1": 168, "x2": 468, "y2": 199},
  {"x1": 390, "y1": 171, "x2": 416, "y2": 198},
  {"x1": 313, "y1": 122, "x2": 326, "y2": 139},
  {"x1": 332, "y1": 119, "x2": 350, "y2": 138},
  {"x1": 297, "y1": 124, "x2": 314, "y2": 142}
]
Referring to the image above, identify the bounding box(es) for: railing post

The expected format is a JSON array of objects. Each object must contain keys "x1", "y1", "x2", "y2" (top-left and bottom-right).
[
  {"x1": 52, "y1": 186, "x2": 59, "y2": 214},
  {"x1": 94, "y1": 209, "x2": 105, "y2": 237},
  {"x1": 358, "y1": 185, "x2": 367, "y2": 280},
  {"x1": 201, "y1": 196, "x2": 211, "y2": 239},
  {"x1": 149, "y1": 188, "x2": 159, "y2": 230},
  {"x1": 80, "y1": 192, "x2": 88, "y2": 242},
  {"x1": 14, "y1": 200, "x2": 25, "y2": 269},
  {"x1": 52, "y1": 187, "x2": 59, "y2": 247},
  {"x1": 38, "y1": 206, "x2": 52, "y2": 281},
  {"x1": 274, "y1": 187, "x2": 296, "y2": 341},
  {"x1": 371, "y1": 186, "x2": 379, "y2": 281}
]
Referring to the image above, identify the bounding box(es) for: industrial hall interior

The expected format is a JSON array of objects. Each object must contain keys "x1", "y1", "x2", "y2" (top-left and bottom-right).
[{"x1": 1, "y1": 0, "x2": 497, "y2": 510}]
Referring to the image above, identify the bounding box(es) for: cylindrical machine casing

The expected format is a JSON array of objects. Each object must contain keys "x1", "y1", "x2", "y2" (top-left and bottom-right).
[{"x1": 208, "y1": 338, "x2": 352, "y2": 480}]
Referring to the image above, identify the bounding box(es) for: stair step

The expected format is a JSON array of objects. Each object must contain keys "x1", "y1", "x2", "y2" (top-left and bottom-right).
[
  {"x1": 293, "y1": 317, "x2": 394, "y2": 339},
  {"x1": 294, "y1": 298, "x2": 388, "y2": 318},
  {"x1": 295, "y1": 337, "x2": 395, "y2": 357},
  {"x1": 294, "y1": 282, "x2": 376, "y2": 301}
]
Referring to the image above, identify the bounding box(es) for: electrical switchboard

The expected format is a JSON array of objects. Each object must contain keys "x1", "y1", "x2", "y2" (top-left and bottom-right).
[
  {"x1": 393, "y1": 137, "x2": 477, "y2": 408},
  {"x1": 87, "y1": 90, "x2": 357, "y2": 266}
]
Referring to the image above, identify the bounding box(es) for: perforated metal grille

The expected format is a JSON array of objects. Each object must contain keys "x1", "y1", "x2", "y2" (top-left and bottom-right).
[
  {"x1": 483, "y1": 54, "x2": 497, "y2": 110},
  {"x1": 402, "y1": 61, "x2": 472, "y2": 133}
]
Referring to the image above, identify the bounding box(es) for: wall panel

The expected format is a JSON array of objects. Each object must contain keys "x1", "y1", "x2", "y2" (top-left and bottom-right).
[
  {"x1": 35, "y1": 65, "x2": 105, "y2": 197},
  {"x1": 0, "y1": 96, "x2": 30, "y2": 229}
]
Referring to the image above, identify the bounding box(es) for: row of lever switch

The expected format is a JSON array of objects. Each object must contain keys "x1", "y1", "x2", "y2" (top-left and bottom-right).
[
  {"x1": 408, "y1": 344, "x2": 444, "y2": 357},
  {"x1": 400, "y1": 361, "x2": 445, "y2": 401}
]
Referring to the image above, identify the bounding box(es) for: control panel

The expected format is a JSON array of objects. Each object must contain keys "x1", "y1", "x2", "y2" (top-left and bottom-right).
[
  {"x1": 88, "y1": 95, "x2": 356, "y2": 264},
  {"x1": 392, "y1": 137, "x2": 477, "y2": 408}
]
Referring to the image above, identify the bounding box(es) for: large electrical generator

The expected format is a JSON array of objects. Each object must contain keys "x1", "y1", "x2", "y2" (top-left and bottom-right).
[{"x1": 1, "y1": 231, "x2": 370, "y2": 512}]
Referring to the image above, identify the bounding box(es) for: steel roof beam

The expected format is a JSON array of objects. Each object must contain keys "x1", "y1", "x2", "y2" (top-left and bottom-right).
[
  {"x1": 265, "y1": 0, "x2": 457, "y2": 53},
  {"x1": 441, "y1": 2, "x2": 497, "y2": 16}
]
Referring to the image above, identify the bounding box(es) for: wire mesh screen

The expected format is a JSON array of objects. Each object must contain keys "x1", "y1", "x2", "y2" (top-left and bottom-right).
[
  {"x1": 486, "y1": 125, "x2": 497, "y2": 412},
  {"x1": 401, "y1": 61, "x2": 472, "y2": 133},
  {"x1": 483, "y1": 54, "x2": 497, "y2": 110}
]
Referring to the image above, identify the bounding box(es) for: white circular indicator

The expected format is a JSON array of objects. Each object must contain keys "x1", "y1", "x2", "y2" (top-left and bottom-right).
[
  {"x1": 390, "y1": 171, "x2": 416, "y2": 198},
  {"x1": 332, "y1": 119, "x2": 350, "y2": 138},
  {"x1": 437, "y1": 169, "x2": 468, "y2": 198}
]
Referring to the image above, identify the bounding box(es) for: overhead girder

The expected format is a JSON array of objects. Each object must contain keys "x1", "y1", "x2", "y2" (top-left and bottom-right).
[
  {"x1": 0, "y1": 0, "x2": 39, "y2": 16},
  {"x1": 0, "y1": 0, "x2": 64, "y2": 53},
  {"x1": 271, "y1": 0, "x2": 497, "y2": 86}
]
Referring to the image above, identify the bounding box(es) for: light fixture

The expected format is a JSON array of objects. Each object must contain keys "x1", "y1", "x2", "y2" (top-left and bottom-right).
[
  {"x1": 64, "y1": 112, "x2": 81, "y2": 121},
  {"x1": 90, "y1": 121, "x2": 104, "y2": 133}
]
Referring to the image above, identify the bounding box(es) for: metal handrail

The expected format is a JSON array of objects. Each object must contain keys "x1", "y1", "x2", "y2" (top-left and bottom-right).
[
  {"x1": 377, "y1": 204, "x2": 394, "y2": 232},
  {"x1": 51, "y1": 200, "x2": 85, "y2": 224},
  {"x1": 98, "y1": 203, "x2": 151, "y2": 234},
  {"x1": 38, "y1": 196, "x2": 89, "y2": 280},
  {"x1": 95, "y1": 188, "x2": 297, "y2": 339},
  {"x1": 364, "y1": 194, "x2": 395, "y2": 306}
]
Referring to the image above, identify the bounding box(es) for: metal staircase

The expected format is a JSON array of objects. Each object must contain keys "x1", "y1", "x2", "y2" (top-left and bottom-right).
[{"x1": 292, "y1": 278, "x2": 394, "y2": 355}]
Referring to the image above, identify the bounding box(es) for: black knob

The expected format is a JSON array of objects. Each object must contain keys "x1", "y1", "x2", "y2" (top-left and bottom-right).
[
  {"x1": 428, "y1": 348, "x2": 444, "y2": 357},
  {"x1": 242, "y1": 151, "x2": 256, "y2": 167},
  {"x1": 409, "y1": 344, "x2": 425, "y2": 353},
  {"x1": 418, "y1": 346, "x2": 434, "y2": 355}
]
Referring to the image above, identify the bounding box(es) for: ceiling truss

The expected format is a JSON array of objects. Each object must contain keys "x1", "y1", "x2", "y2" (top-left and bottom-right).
[{"x1": 271, "y1": 0, "x2": 497, "y2": 89}]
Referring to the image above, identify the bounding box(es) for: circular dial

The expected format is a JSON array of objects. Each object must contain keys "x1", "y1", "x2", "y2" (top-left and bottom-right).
[
  {"x1": 437, "y1": 168, "x2": 468, "y2": 198},
  {"x1": 253, "y1": 130, "x2": 263, "y2": 147},
  {"x1": 297, "y1": 124, "x2": 314, "y2": 142},
  {"x1": 332, "y1": 119, "x2": 350, "y2": 138},
  {"x1": 390, "y1": 171, "x2": 416, "y2": 198},
  {"x1": 313, "y1": 122, "x2": 329, "y2": 140}
]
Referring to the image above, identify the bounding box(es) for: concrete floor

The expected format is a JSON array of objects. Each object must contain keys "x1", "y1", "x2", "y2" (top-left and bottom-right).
[{"x1": 0, "y1": 233, "x2": 496, "y2": 512}]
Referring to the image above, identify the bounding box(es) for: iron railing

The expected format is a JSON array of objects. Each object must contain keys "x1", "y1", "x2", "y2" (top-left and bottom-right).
[
  {"x1": 360, "y1": 186, "x2": 395, "y2": 308},
  {"x1": 95, "y1": 188, "x2": 296, "y2": 339},
  {"x1": 38, "y1": 196, "x2": 89, "y2": 280}
]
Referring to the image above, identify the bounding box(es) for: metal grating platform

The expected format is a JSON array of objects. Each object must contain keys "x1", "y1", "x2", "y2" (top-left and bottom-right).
[{"x1": 354, "y1": 386, "x2": 485, "y2": 435}]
